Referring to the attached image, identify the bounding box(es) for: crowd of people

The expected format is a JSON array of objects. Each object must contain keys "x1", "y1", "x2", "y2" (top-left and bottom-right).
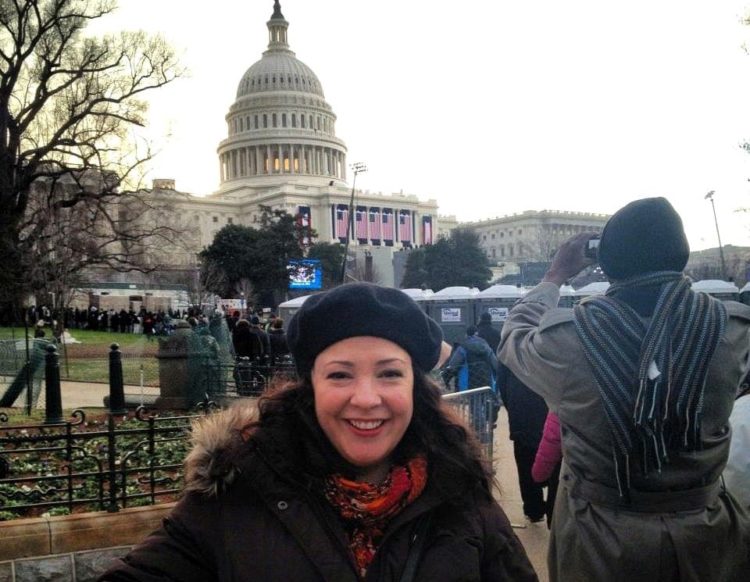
[{"x1": 68, "y1": 197, "x2": 750, "y2": 580}]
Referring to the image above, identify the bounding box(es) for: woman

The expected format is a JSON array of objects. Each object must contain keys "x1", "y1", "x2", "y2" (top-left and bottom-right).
[
  {"x1": 100, "y1": 283, "x2": 537, "y2": 582},
  {"x1": 268, "y1": 316, "x2": 289, "y2": 364}
]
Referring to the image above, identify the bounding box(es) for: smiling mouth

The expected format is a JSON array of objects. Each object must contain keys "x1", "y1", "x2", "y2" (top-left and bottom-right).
[{"x1": 348, "y1": 420, "x2": 385, "y2": 430}]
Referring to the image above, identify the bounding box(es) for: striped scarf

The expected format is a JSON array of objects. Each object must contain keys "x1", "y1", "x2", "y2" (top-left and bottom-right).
[{"x1": 574, "y1": 271, "x2": 726, "y2": 499}]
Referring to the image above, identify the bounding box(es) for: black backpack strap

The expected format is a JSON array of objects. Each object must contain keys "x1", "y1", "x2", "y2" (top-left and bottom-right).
[{"x1": 398, "y1": 511, "x2": 432, "y2": 582}]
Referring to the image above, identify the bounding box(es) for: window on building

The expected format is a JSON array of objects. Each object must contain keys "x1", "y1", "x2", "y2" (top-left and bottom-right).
[
  {"x1": 212, "y1": 216, "x2": 218, "y2": 223},
  {"x1": 518, "y1": 229, "x2": 522, "y2": 235},
  {"x1": 254, "y1": 115, "x2": 259, "y2": 129},
  {"x1": 282, "y1": 113, "x2": 287, "y2": 127},
  {"x1": 301, "y1": 115, "x2": 306, "y2": 128},
  {"x1": 227, "y1": 217, "x2": 233, "y2": 224},
  {"x1": 509, "y1": 244, "x2": 514, "y2": 257},
  {"x1": 272, "y1": 113, "x2": 277, "y2": 127},
  {"x1": 491, "y1": 233, "x2": 495, "y2": 239},
  {"x1": 263, "y1": 114, "x2": 268, "y2": 128},
  {"x1": 292, "y1": 114, "x2": 297, "y2": 127}
]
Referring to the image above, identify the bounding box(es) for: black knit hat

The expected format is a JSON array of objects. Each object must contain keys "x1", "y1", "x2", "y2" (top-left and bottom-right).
[
  {"x1": 598, "y1": 197, "x2": 689, "y2": 280},
  {"x1": 287, "y1": 283, "x2": 443, "y2": 376}
]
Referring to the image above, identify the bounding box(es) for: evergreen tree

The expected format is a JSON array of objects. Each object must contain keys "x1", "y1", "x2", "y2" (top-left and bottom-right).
[
  {"x1": 402, "y1": 228, "x2": 492, "y2": 291},
  {"x1": 307, "y1": 242, "x2": 346, "y2": 289},
  {"x1": 199, "y1": 207, "x2": 308, "y2": 303}
]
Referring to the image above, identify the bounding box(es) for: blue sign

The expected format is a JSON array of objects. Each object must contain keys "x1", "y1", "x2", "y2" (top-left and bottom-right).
[{"x1": 288, "y1": 259, "x2": 323, "y2": 290}]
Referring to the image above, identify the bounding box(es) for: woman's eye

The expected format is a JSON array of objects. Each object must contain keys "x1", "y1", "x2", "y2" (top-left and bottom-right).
[
  {"x1": 326, "y1": 371, "x2": 351, "y2": 380},
  {"x1": 379, "y1": 369, "x2": 404, "y2": 379}
]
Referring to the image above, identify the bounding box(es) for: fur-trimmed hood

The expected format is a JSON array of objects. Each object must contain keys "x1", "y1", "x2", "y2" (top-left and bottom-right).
[{"x1": 184, "y1": 403, "x2": 258, "y2": 497}]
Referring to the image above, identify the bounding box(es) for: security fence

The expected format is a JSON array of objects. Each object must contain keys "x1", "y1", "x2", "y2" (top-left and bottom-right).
[{"x1": 442, "y1": 387, "x2": 498, "y2": 461}]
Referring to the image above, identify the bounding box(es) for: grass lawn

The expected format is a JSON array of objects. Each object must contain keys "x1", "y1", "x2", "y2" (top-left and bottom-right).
[
  {"x1": 0, "y1": 327, "x2": 154, "y2": 350},
  {"x1": 0, "y1": 406, "x2": 107, "y2": 426},
  {"x1": 1, "y1": 327, "x2": 160, "y2": 384}
]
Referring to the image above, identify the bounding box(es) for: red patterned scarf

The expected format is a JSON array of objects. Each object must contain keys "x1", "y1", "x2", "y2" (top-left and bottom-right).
[{"x1": 324, "y1": 457, "x2": 428, "y2": 579}]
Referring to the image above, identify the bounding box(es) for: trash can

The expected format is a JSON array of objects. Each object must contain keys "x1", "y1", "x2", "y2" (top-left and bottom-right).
[{"x1": 424, "y1": 287, "x2": 479, "y2": 345}]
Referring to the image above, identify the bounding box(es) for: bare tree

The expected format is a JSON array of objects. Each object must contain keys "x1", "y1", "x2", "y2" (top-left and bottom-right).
[{"x1": 0, "y1": 0, "x2": 182, "y2": 308}]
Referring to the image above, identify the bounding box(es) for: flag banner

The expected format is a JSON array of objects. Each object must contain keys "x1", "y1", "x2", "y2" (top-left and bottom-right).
[
  {"x1": 382, "y1": 208, "x2": 394, "y2": 246},
  {"x1": 369, "y1": 207, "x2": 381, "y2": 244},
  {"x1": 297, "y1": 205, "x2": 312, "y2": 246},
  {"x1": 335, "y1": 204, "x2": 349, "y2": 243},
  {"x1": 422, "y1": 215, "x2": 433, "y2": 245},
  {"x1": 356, "y1": 206, "x2": 368, "y2": 242},
  {"x1": 399, "y1": 209, "x2": 412, "y2": 245}
]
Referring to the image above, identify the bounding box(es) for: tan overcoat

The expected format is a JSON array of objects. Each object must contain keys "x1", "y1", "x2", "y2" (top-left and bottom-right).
[{"x1": 499, "y1": 282, "x2": 750, "y2": 582}]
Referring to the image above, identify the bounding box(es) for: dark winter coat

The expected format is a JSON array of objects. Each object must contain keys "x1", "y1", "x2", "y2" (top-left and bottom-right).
[
  {"x1": 268, "y1": 327, "x2": 289, "y2": 361},
  {"x1": 500, "y1": 282, "x2": 750, "y2": 582},
  {"x1": 446, "y1": 335, "x2": 498, "y2": 391},
  {"x1": 231, "y1": 324, "x2": 264, "y2": 360},
  {"x1": 476, "y1": 321, "x2": 501, "y2": 353},
  {"x1": 99, "y1": 405, "x2": 537, "y2": 582},
  {"x1": 497, "y1": 364, "x2": 548, "y2": 450}
]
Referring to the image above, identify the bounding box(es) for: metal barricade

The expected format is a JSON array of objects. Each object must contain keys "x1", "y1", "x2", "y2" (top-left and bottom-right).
[
  {"x1": 442, "y1": 386, "x2": 497, "y2": 461},
  {"x1": 234, "y1": 357, "x2": 268, "y2": 396}
]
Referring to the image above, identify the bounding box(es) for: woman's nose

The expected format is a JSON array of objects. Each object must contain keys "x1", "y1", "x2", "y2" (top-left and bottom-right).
[{"x1": 349, "y1": 377, "x2": 381, "y2": 407}]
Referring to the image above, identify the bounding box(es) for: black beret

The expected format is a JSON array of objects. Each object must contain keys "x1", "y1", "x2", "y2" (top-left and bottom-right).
[
  {"x1": 598, "y1": 197, "x2": 689, "y2": 280},
  {"x1": 287, "y1": 283, "x2": 443, "y2": 376}
]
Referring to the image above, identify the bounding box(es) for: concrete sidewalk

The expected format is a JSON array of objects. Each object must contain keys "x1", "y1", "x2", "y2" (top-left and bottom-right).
[{"x1": 53, "y1": 381, "x2": 158, "y2": 410}]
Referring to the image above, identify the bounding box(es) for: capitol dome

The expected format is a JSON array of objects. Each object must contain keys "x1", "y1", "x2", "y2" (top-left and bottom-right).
[
  {"x1": 236, "y1": 52, "x2": 324, "y2": 99},
  {"x1": 217, "y1": 1, "x2": 347, "y2": 190}
]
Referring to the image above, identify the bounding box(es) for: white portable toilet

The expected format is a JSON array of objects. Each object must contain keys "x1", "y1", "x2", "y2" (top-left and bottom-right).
[
  {"x1": 400, "y1": 288, "x2": 433, "y2": 312},
  {"x1": 558, "y1": 284, "x2": 576, "y2": 308},
  {"x1": 740, "y1": 282, "x2": 750, "y2": 306},
  {"x1": 474, "y1": 285, "x2": 525, "y2": 324},
  {"x1": 278, "y1": 295, "x2": 312, "y2": 328},
  {"x1": 692, "y1": 280, "x2": 740, "y2": 301},
  {"x1": 572, "y1": 281, "x2": 610, "y2": 302},
  {"x1": 424, "y1": 287, "x2": 480, "y2": 344}
]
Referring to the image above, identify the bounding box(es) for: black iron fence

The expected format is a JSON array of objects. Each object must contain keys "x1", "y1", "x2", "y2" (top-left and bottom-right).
[
  {"x1": 0, "y1": 404, "x2": 215, "y2": 519},
  {"x1": 0, "y1": 344, "x2": 497, "y2": 519}
]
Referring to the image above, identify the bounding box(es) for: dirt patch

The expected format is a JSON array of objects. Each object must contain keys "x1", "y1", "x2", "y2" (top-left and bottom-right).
[{"x1": 63, "y1": 343, "x2": 158, "y2": 358}]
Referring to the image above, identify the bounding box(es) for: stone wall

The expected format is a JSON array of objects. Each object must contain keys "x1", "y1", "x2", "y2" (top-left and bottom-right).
[
  {"x1": 0, "y1": 546, "x2": 130, "y2": 582},
  {"x1": 0, "y1": 504, "x2": 175, "y2": 581}
]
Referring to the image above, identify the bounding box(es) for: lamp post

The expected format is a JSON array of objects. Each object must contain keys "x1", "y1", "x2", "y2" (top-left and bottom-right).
[
  {"x1": 339, "y1": 162, "x2": 367, "y2": 283},
  {"x1": 705, "y1": 190, "x2": 727, "y2": 280}
]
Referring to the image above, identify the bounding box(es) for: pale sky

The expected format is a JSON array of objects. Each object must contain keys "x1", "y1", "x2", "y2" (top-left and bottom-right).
[{"x1": 93, "y1": 0, "x2": 750, "y2": 251}]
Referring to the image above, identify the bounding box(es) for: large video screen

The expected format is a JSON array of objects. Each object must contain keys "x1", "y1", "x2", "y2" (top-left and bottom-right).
[{"x1": 288, "y1": 259, "x2": 323, "y2": 290}]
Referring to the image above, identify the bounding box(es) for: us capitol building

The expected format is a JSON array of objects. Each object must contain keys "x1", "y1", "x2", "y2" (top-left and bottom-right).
[{"x1": 126, "y1": 1, "x2": 607, "y2": 298}]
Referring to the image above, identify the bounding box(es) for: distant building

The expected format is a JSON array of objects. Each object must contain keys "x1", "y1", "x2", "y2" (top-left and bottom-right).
[
  {"x1": 462, "y1": 210, "x2": 609, "y2": 279},
  {"x1": 133, "y1": 1, "x2": 439, "y2": 289},
  {"x1": 84, "y1": 3, "x2": 611, "y2": 300}
]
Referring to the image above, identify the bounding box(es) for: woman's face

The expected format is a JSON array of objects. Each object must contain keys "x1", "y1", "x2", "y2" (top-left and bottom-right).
[{"x1": 311, "y1": 336, "x2": 414, "y2": 483}]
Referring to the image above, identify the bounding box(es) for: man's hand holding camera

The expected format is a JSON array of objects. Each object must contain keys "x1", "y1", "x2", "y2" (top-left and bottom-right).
[{"x1": 543, "y1": 232, "x2": 599, "y2": 286}]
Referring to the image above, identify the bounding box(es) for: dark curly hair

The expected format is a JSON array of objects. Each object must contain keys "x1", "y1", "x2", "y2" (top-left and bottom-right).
[{"x1": 247, "y1": 368, "x2": 494, "y2": 498}]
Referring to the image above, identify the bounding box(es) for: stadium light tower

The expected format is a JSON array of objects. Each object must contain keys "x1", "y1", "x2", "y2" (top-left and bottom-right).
[
  {"x1": 340, "y1": 162, "x2": 367, "y2": 283},
  {"x1": 704, "y1": 190, "x2": 727, "y2": 280}
]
